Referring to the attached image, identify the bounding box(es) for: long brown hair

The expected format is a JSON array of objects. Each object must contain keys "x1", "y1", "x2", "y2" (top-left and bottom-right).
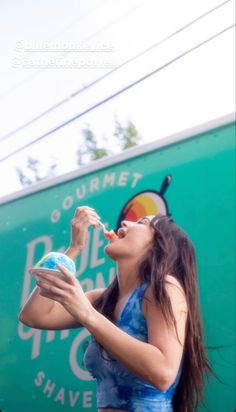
[{"x1": 94, "y1": 214, "x2": 214, "y2": 412}]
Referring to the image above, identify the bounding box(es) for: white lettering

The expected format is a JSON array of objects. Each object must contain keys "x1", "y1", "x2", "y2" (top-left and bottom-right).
[
  {"x1": 80, "y1": 278, "x2": 93, "y2": 292},
  {"x1": 70, "y1": 329, "x2": 93, "y2": 381},
  {"x1": 46, "y1": 330, "x2": 56, "y2": 342},
  {"x1": 83, "y1": 391, "x2": 93, "y2": 408},
  {"x1": 63, "y1": 196, "x2": 74, "y2": 210},
  {"x1": 51, "y1": 209, "x2": 61, "y2": 223},
  {"x1": 95, "y1": 272, "x2": 106, "y2": 288},
  {"x1": 76, "y1": 233, "x2": 90, "y2": 276},
  {"x1": 69, "y1": 390, "x2": 80, "y2": 407},
  {"x1": 76, "y1": 184, "x2": 86, "y2": 199},
  {"x1": 34, "y1": 371, "x2": 81, "y2": 408},
  {"x1": 90, "y1": 227, "x2": 105, "y2": 268},
  {"x1": 20, "y1": 231, "x2": 116, "y2": 368},
  {"x1": 54, "y1": 387, "x2": 65, "y2": 405},
  {"x1": 43, "y1": 379, "x2": 56, "y2": 397},
  {"x1": 90, "y1": 178, "x2": 99, "y2": 192},
  {"x1": 103, "y1": 173, "x2": 115, "y2": 187},
  {"x1": 60, "y1": 329, "x2": 70, "y2": 340},
  {"x1": 50, "y1": 170, "x2": 143, "y2": 222},
  {"x1": 118, "y1": 171, "x2": 129, "y2": 186},
  {"x1": 131, "y1": 172, "x2": 143, "y2": 188},
  {"x1": 34, "y1": 370, "x2": 45, "y2": 387},
  {"x1": 19, "y1": 265, "x2": 113, "y2": 362},
  {"x1": 18, "y1": 236, "x2": 52, "y2": 359},
  {"x1": 23, "y1": 235, "x2": 52, "y2": 305}
]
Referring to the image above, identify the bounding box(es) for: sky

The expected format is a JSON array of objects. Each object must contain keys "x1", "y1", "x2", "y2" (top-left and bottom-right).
[{"x1": 0, "y1": 0, "x2": 235, "y2": 199}]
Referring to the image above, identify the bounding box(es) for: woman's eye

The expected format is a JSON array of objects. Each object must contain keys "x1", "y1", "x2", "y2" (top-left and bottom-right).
[
  {"x1": 139, "y1": 218, "x2": 150, "y2": 226},
  {"x1": 137, "y1": 220, "x2": 146, "y2": 225}
]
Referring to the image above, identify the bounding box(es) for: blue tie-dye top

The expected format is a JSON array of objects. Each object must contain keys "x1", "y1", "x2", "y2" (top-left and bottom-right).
[{"x1": 84, "y1": 283, "x2": 183, "y2": 412}]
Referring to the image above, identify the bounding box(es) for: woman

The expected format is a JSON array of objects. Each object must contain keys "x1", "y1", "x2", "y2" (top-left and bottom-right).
[{"x1": 19, "y1": 206, "x2": 212, "y2": 412}]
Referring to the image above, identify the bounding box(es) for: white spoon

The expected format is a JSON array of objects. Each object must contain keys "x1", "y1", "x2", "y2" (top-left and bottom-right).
[{"x1": 98, "y1": 221, "x2": 107, "y2": 232}]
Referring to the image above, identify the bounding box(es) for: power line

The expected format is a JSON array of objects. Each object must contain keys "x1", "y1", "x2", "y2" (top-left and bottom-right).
[
  {"x1": 0, "y1": 23, "x2": 234, "y2": 163},
  {"x1": 0, "y1": 0, "x2": 231, "y2": 144},
  {"x1": 0, "y1": 0, "x2": 147, "y2": 101}
]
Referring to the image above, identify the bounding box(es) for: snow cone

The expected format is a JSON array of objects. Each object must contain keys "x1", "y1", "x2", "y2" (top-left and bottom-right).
[{"x1": 29, "y1": 252, "x2": 76, "y2": 279}]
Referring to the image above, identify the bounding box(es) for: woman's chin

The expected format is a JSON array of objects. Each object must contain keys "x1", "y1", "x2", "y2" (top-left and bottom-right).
[{"x1": 104, "y1": 242, "x2": 119, "y2": 260}]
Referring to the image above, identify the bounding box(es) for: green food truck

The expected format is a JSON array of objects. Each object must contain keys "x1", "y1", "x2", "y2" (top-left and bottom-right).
[{"x1": 0, "y1": 113, "x2": 235, "y2": 412}]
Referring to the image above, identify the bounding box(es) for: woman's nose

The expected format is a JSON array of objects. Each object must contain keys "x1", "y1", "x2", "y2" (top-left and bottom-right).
[{"x1": 121, "y1": 220, "x2": 133, "y2": 227}]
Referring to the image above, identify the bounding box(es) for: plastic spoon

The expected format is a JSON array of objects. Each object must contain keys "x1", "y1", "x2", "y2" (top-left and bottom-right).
[
  {"x1": 98, "y1": 221, "x2": 107, "y2": 232},
  {"x1": 98, "y1": 221, "x2": 118, "y2": 240}
]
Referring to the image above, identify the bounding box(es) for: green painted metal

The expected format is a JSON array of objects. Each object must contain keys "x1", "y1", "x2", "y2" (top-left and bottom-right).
[{"x1": 0, "y1": 118, "x2": 235, "y2": 411}]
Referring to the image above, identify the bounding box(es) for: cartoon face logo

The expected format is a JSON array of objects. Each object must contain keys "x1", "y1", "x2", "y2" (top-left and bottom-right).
[{"x1": 116, "y1": 175, "x2": 172, "y2": 230}]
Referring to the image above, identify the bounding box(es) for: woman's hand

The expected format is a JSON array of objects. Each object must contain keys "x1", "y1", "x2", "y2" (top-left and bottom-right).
[
  {"x1": 66, "y1": 206, "x2": 101, "y2": 260},
  {"x1": 36, "y1": 264, "x2": 94, "y2": 324}
]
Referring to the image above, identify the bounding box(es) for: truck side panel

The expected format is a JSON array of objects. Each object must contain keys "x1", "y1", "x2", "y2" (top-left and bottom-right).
[{"x1": 0, "y1": 120, "x2": 235, "y2": 411}]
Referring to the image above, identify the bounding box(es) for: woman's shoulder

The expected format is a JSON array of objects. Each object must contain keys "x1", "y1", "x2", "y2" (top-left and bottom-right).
[
  {"x1": 143, "y1": 274, "x2": 188, "y2": 312},
  {"x1": 86, "y1": 288, "x2": 106, "y2": 303},
  {"x1": 165, "y1": 274, "x2": 185, "y2": 291},
  {"x1": 164, "y1": 274, "x2": 188, "y2": 312}
]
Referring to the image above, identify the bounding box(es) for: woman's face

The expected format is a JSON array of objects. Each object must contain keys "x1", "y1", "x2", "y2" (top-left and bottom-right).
[{"x1": 104, "y1": 216, "x2": 155, "y2": 261}]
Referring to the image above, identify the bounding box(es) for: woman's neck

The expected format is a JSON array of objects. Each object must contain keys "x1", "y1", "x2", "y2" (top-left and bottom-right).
[{"x1": 116, "y1": 258, "x2": 140, "y2": 296}]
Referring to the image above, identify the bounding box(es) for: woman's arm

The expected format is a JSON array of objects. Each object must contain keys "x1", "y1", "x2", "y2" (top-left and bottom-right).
[
  {"x1": 19, "y1": 288, "x2": 105, "y2": 330},
  {"x1": 83, "y1": 277, "x2": 187, "y2": 392},
  {"x1": 19, "y1": 244, "x2": 83, "y2": 326},
  {"x1": 19, "y1": 206, "x2": 100, "y2": 327},
  {"x1": 31, "y1": 259, "x2": 187, "y2": 391}
]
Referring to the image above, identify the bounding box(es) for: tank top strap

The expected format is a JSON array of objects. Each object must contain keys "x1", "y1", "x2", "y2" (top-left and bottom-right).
[{"x1": 138, "y1": 281, "x2": 150, "y2": 298}]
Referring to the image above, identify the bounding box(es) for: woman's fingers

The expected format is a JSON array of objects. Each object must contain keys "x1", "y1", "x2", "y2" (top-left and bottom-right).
[
  {"x1": 57, "y1": 263, "x2": 77, "y2": 281},
  {"x1": 36, "y1": 270, "x2": 74, "y2": 286},
  {"x1": 69, "y1": 206, "x2": 102, "y2": 250},
  {"x1": 37, "y1": 280, "x2": 66, "y2": 296},
  {"x1": 84, "y1": 217, "x2": 100, "y2": 228},
  {"x1": 57, "y1": 264, "x2": 84, "y2": 294},
  {"x1": 73, "y1": 206, "x2": 102, "y2": 227},
  {"x1": 72, "y1": 215, "x2": 101, "y2": 229},
  {"x1": 75, "y1": 206, "x2": 94, "y2": 215},
  {"x1": 74, "y1": 206, "x2": 100, "y2": 220},
  {"x1": 76, "y1": 211, "x2": 100, "y2": 221},
  {"x1": 39, "y1": 289, "x2": 64, "y2": 302},
  {"x1": 73, "y1": 215, "x2": 98, "y2": 225}
]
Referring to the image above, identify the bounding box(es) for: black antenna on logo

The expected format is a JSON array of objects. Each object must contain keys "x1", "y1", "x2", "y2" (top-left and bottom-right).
[{"x1": 160, "y1": 175, "x2": 172, "y2": 196}]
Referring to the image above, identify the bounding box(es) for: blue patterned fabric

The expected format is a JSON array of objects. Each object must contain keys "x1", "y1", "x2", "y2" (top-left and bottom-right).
[{"x1": 84, "y1": 283, "x2": 183, "y2": 411}]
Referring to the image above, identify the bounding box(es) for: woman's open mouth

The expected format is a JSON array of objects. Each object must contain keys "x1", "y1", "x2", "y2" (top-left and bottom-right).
[{"x1": 117, "y1": 228, "x2": 127, "y2": 239}]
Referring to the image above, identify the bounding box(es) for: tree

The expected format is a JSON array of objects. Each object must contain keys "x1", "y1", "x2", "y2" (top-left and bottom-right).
[
  {"x1": 27, "y1": 157, "x2": 41, "y2": 181},
  {"x1": 15, "y1": 167, "x2": 33, "y2": 187},
  {"x1": 114, "y1": 117, "x2": 141, "y2": 150},
  {"x1": 16, "y1": 117, "x2": 141, "y2": 188},
  {"x1": 15, "y1": 156, "x2": 57, "y2": 188},
  {"x1": 76, "y1": 118, "x2": 142, "y2": 166},
  {"x1": 76, "y1": 124, "x2": 110, "y2": 166}
]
